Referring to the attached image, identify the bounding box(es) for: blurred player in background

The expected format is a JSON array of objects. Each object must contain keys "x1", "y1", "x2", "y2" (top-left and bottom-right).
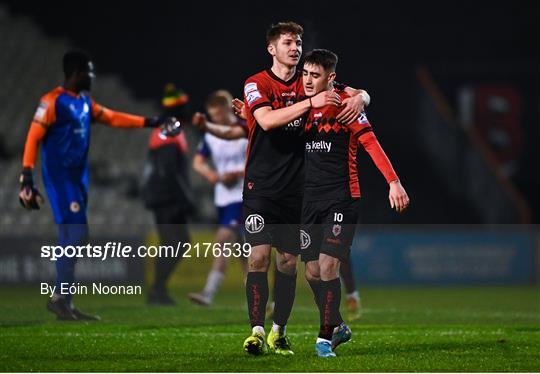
[
  {"x1": 340, "y1": 258, "x2": 361, "y2": 321},
  {"x1": 141, "y1": 84, "x2": 194, "y2": 305},
  {"x1": 240, "y1": 22, "x2": 370, "y2": 356},
  {"x1": 300, "y1": 49, "x2": 409, "y2": 357},
  {"x1": 188, "y1": 90, "x2": 248, "y2": 306},
  {"x1": 19, "y1": 50, "x2": 177, "y2": 320}
]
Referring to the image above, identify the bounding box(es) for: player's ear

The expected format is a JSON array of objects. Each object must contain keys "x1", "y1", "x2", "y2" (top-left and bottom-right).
[
  {"x1": 328, "y1": 72, "x2": 336, "y2": 84},
  {"x1": 267, "y1": 43, "x2": 276, "y2": 56}
]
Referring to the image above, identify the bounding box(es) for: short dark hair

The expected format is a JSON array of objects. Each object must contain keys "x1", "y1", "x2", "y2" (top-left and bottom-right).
[
  {"x1": 63, "y1": 50, "x2": 91, "y2": 78},
  {"x1": 303, "y1": 49, "x2": 338, "y2": 72},
  {"x1": 266, "y1": 21, "x2": 303, "y2": 45}
]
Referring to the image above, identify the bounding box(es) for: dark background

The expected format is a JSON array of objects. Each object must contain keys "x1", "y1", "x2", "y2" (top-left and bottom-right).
[
  {"x1": 5, "y1": 1, "x2": 538, "y2": 108},
  {"x1": 3, "y1": 0, "x2": 539, "y2": 223}
]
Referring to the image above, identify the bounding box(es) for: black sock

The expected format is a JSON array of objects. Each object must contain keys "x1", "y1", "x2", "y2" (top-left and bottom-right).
[
  {"x1": 318, "y1": 278, "x2": 343, "y2": 340},
  {"x1": 272, "y1": 270, "x2": 297, "y2": 326},
  {"x1": 246, "y1": 272, "x2": 269, "y2": 327},
  {"x1": 270, "y1": 264, "x2": 277, "y2": 305},
  {"x1": 308, "y1": 280, "x2": 322, "y2": 311},
  {"x1": 340, "y1": 258, "x2": 357, "y2": 295}
]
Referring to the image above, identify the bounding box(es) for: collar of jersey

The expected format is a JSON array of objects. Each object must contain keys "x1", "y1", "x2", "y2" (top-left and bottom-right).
[
  {"x1": 60, "y1": 86, "x2": 82, "y2": 98},
  {"x1": 266, "y1": 69, "x2": 299, "y2": 86}
]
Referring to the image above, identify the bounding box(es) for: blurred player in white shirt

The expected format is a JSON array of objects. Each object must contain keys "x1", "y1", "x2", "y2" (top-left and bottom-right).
[{"x1": 189, "y1": 91, "x2": 248, "y2": 306}]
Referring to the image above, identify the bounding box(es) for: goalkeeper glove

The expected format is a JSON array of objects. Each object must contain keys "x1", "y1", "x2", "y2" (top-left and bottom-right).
[
  {"x1": 144, "y1": 116, "x2": 182, "y2": 138},
  {"x1": 19, "y1": 167, "x2": 44, "y2": 210}
]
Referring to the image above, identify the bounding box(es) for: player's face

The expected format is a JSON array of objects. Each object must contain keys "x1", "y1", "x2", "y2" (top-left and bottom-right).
[
  {"x1": 77, "y1": 61, "x2": 95, "y2": 91},
  {"x1": 268, "y1": 33, "x2": 302, "y2": 67},
  {"x1": 302, "y1": 63, "x2": 336, "y2": 97},
  {"x1": 207, "y1": 105, "x2": 231, "y2": 125}
]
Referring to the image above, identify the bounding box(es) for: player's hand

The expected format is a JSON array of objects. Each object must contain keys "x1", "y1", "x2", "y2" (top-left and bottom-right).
[
  {"x1": 207, "y1": 172, "x2": 220, "y2": 185},
  {"x1": 221, "y1": 172, "x2": 240, "y2": 187},
  {"x1": 19, "y1": 168, "x2": 44, "y2": 210},
  {"x1": 192, "y1": 112, "x2": 208, "y2": 131},
  {"x1": 232, "y1": 98, "x2": 247, "y2": 120},
  {"x1": 389, "y1": 180, "x2": 409, "y2": 214},
  {"x1": 310, "y1": 90, "x2": 341, "y2": 108},
  {"x1": 337, "y1": 94, "x2": 366, "y2": 125}
]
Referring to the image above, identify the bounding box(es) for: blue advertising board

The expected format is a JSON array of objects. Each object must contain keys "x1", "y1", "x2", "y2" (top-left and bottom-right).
[{"x1": 351, "y1": 230, "x2": 535, "y2": 284}]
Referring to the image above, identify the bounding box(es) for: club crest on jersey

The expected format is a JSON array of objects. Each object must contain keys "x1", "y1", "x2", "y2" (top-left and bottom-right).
[
  {"x1": 70, "y1": 201, "x2": 81, "y2": 213},
  {"x1": 285, "y1": 100, "x2": 294, "y2": 106},
  {"x1": 332, "y1": 224, "x2": 342, "y2": 237},
  {"x1": 245, "y1": 214, "x2": 264, "y2": 234},
  {"x1": 300, "y1": 230, "x2": 311, "y2": 250}
]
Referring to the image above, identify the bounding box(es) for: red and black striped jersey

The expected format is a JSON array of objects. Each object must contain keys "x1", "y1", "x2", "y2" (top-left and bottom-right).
[
  {"x1": 243, "y1": 69, "x2": 306, "y2": 198},
  {"x1": 304, "y1": 85, "x2": 398, "y2": 201}
]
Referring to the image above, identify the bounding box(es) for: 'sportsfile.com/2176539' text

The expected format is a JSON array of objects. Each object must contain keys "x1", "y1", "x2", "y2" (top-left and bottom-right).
[{"x1": 40, "y1": 242, "x2": 252, "y2": 262}]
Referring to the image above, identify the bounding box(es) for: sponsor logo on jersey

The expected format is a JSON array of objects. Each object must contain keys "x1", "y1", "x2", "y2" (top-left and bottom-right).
[
  {"x1": 245, "y1": 214, "x2": 264, "y2": 234},
  {"x1": 313, "y1": 112, "x2": 323, "y2": 118},
  {"x1": 300, "y1": 230, "x2": 311, "y2": 249},
  {"x1": 285, "y1": 117, "x2": 303, "y2": 129},
  {"x1": 305, "y1": 140, "x2": 332, "y2": 152},
  {"x1": 282, "y1": 91, "x2": 296, "y2": 97}
]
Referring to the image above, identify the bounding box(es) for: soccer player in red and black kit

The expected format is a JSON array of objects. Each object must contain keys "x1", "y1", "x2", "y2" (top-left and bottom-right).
[
  {"x1": 241, "y1": 22, "x2": 370, "y2": 355},
  {"x1": 300, "y1": 49, "x2": 409, "y2": 357}
]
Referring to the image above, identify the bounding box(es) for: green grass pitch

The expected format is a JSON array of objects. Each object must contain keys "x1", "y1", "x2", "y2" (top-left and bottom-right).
[{"x1": 0, "y1": 255, "x2": 539, "y2": 372}]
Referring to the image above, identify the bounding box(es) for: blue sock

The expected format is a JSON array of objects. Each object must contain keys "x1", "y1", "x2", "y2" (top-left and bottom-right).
[{"x1": 55, "y1": 224, "x2": 88, "y2": 305}]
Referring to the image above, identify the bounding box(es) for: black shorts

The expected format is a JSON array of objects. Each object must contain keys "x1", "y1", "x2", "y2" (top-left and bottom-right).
[
  {"x1": 243, "y1": 195, "x2": 302, "y2": 255},
  {"x1": 301, "y1": 198, "x2": 361, "y2": 263}
]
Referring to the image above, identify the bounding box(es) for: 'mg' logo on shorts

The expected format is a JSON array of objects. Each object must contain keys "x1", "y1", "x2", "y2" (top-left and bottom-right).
[
  {"x1": 245, "y1": 214, "x2": 264, "y2": 234},
  {"x1": 300, "y1": 230, "x2": 311, "y2": 250}
]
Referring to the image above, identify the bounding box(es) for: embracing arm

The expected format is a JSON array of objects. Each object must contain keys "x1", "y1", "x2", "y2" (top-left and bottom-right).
[
  {"x1": 338, "y1": 87, "x2": 371, "y2": 124},
  {"x1": 192, "y1": 112, "x2": 247, "y2": 139},
  {"x1": 254, "y1": 90, "x2": 341, "y2": 131}
]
